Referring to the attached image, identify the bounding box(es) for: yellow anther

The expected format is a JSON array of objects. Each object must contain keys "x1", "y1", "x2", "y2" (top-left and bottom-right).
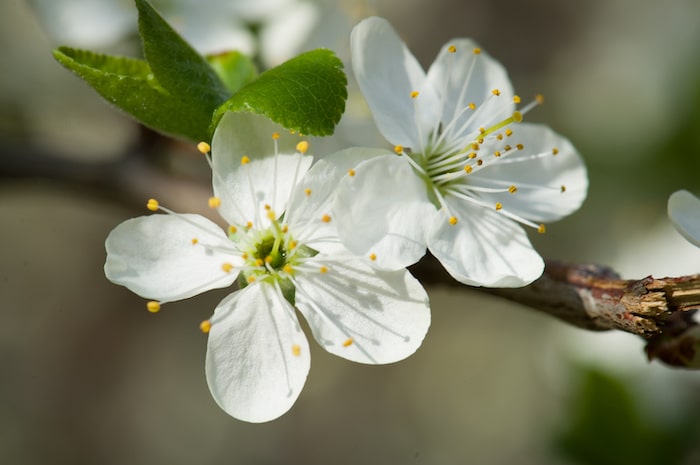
[
  {"x1": 222, "y1": 262, "x2": 234, "y2": 273},
  {"x1": 208, "y1": 196, "x2": 221, "y2": 209},
  {"x1": 504, "y1": 145, "x2": 512, "y2": 151},
  {"x1": 508, "y1": 185, "x2": 518, "y2": 193},
  {"x1": 561, "y1": 185, "x2": 567, "y2": 193},
  {"x1": 464, "y1": 165, "x2": 473, "y2": 174},
  {"x1": 247, "y1": 276, "x2": 256, "y2": 283},
  {"x1": 394, "y1": 145, "x2": 403, "y2": 154},
  {"x1": 281, "y1": 225, "x2": 288, "y2": 233},
  {"x1": 516, "y1": 144, "x2": 524, "y2": 150},
  {"x1": 289, "y1": 240, "x2": 297, "y2": 249},
  {"x1": 272, "y1": 132, "x2": 280, "y2": 140},
  {"x1": 492, "y1": 89, "x2": 501, "y2": 96},
  {"x1": 265, "y1": 256, "x2": 273, "y2": 264},
  {"x1": 477, "y1": 159, "x2": 483, "y2": 166},
  {"x1": 494, "y1": 151, "x2": 501, "y2": 157},
  {"x1": 496, "y1": 133, "x2": 503, "y2": 141},
  {"x1": 292, "y1": 344, "x2": 301, "y2": 356},
  {"x1": 197, "y1": 141, "x2": 211, "y2": 154},
  {"x1": 146, "y1": 198, "x2": 159, "y2": 211},
  {"x1": 471, "y1": 143, "x2": 480, "y2": 151},
  {"x1": 319, "y1": 266, "x2": 328, "y2": 273},
  {"x1": 304, "y1": 188, "x2": 312, "y2": 197},
  {"x1": 495, "y1": 202, "x2": 503, "y2": 211},
  {"x1": 255, "y1": 258, "x2": 264, "y2": 267},
  {"x1": 536, "y1": 94, "x2": 545, "y2": 104},
  {"x1": 512, "y1": 111, "x2": 523, "y2": 123},
  {"x1": 146, "y1": 301, "x2": 161, "y2": 313},
  {"x1": 241, "y1": 156, "x2": 251, "y2": 165},
  {"x1": 283, "y1": 264, "x2": 293, "y2": 273},
  {"x1": 199, "y1": 320, "x2": 212, "y2": 334},
  {"x1": 266, "y1": 210, "x2": 276, "y2": 220},
  {"x1": 264, "y1": 204, "x2": 271, "y2": 210},
  {"x1": 191, "y1": 238, "x2": 199, "y2": 245},
  {"x1": 538, "y1": 224, "x2": 546, "y2": 234},
  {"x1": 468, "y1": 102, "x2": 476, "y2": 110},
  {"x1": 348, "y1": 168, "x2": 356, "y2": 177},
  {"x1": 321, "y1": 214, "x2": 331, "y2": 223},
  {"x1": 369, "y1": 253, "x2": 377, "y2": 261},
  {"x1": 477, "y1": 138, "x2": 484, "y2": 144},
  {"x1": 229, "y1": 225, "x2": 237, "y2": 234},
  {"x1": 552, "y1": 147, "x2": 559, "y2": 155},
  {"x1": 241, "y1": 252, "x2": 249, "y2": 260},
  {"x1": 246, "y1": 221, "x2": 253, "y2": 228},
  {"x1": 448, "y1": 45, "x2": 457, "y2": 53},
  {"x1": 410, "y1": 91, "x2": 420, "y2": 99},
  {"x1": 513, "y1": 95, "x2": 521, "y2": 104},
  {"x1": 505, "y1": 129, "x2": 513, "y2": 137},
  {"x1": 468, "y1": 152, "x2": 477, "y2": 159},
  {"x1": 343, "y1": 338, "x2": 354, "y2": 347},
  {"x1": 473, "y1": 47, "x2": 481, "y2": 55},
  {"x1": 449, "y1": 216, "x2": 458, "y2": 225},
  {"x1": 479, "y1": 127, "x2": 486, "y2": 134},
  {"x1": 296, "y1": 140, "x2": 309, "y2": 154}
]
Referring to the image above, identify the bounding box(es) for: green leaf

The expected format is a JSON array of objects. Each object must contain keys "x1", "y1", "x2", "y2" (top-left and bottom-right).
[
  {"x1": 135, "y1": 0, "x2": 228, "y2": 105},
  {"x1": 53, "y1": 47, "x2": 212, "y2": 142},
  {"x1": 207, "y1": 51, "x2": 258, "y2": 95},
  {"x1": 211, "y1": 49, "x2": 347, "y2": 137}
]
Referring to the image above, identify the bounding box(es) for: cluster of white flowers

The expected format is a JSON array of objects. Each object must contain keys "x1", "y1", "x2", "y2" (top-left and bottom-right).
[{"x1": 104, "y1": 17, "x2": 588, "y2": 422}]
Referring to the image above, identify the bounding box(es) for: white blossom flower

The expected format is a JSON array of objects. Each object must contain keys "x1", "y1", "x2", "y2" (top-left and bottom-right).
[
  {"x1": 332, "y1": 17, "x2": 588, "y2": 287},
  {"x1": 104, "y1": 111, "x2": 431, "y2": 423},
  {"x1": 668, "y1": 189, "x2": 700, "y2": 247}
]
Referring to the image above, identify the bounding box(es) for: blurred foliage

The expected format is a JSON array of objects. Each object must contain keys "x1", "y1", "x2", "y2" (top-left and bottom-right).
[{"x1": 554, "y1": 368, "x2": 699, "y2": 465}]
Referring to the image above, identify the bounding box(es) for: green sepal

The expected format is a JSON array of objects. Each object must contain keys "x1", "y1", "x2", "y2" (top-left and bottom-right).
[
  {"x1": 207, "y1": 51, "x2": 258, "y2": 95},
  {"x1": 53, "y1": 47, "x2": 212, "y2": 142},
  {"x1": 210, "y1": 49, "x2": 347, "y2": 138}
]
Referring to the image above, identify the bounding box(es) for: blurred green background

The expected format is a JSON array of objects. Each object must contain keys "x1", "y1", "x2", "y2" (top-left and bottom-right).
[{"x1": 2, "y1": 0, "x2": 700, "y2": 464}]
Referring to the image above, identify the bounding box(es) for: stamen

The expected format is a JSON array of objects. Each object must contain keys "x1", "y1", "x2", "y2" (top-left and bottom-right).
[
  {"x1": 369, "y1": 253, "x2": 377, "y2": 261},
  {"x1": 321, "y1": 214, "x2": 331, "y2": 223},
  {"x1": 146, "y1": 301, "x2": 161, "y2": 313},
  {"x1": 191, "y1": 238, "x2": 199, "y2": 245},
  {"x1": 199, "y1": 320, "x2": 212, "y2": 334},
  {"x1": 516, "y1": 144, "x2": 524, "y2": 150},
  {"x1": 197, "y1": 141, "x2": 211, "y2": 154},
  {"x1": 343, "y1": 338, "x2": 354, "y2": 347},
  {"x1": 348, "y1": 169, "x2": 356, "y2": 177},
  {"x1": 552, "y1": 147, "x2": 559, "y2": 155},
  {"x1": 246, "y1": 221, "x2": 253, "y2": 229},
  {"x1": 292, "y1": 344, "x2": 301, "y2": 356},
  {"x1": 296, "y1": 141, "x2": 309, "y2": 154},
  {"x1": 495, "y1": 202, "x2": 503, "y2": 211},
  {"x1": 283, "y1": 264, "x2": 293, "y2": 274},
  {"x1": 146, "y1": 198, "x2": 159, "y2": 211},
  {"x1": 304, "y1": 188, "x2": 312, "y2": 197},
  {"x1": 492, "y1": 89, "x2": 501, "y2": 96},
  {"x1": 509, "y1": 185, "x2": 518, "y2": 193},
  {"x1": 208, "y1": 196, "x2": 221, "y2": 209},
  {"x1": 394, "y1": 145, "x2": 403, "y2": 154},
  {"x1": 449, "y1": 216, "x2": 458, "y2": 225},
  {"x1": 410, "y1": 91, "x2": 420, "y2": 99},
  {"x1": 468, "y1": 103, "x2": 476, "y2": 110},
  {"x1": 513, "y1": 95, "x2": 521, "y2": 104},
  {"x1": 448, "y1": 45, "x2": 456, "y2": 53},
  {"x1": 221, "y1": 263, "x2": 234, "y2": 273},
  {"x1": 561, "y1": 185, "x2": 567, "y2": 193},
  {"x1": 464, "y1": 165, "x2": 472, "y2": 174},
  {"x1": 247, "y1": 276, "x2": 256, "y2": 283},
  {"x1": 473, "y1": 48, "x2": 481, "y2": 55},
  {"x1": 229, "y1": 225, "x2": 237, "y2": 234},
  {"x1": 319, "y1": 266, "x2": 328, "y2": 273},
  {"x1": 241, "y1": 156, "x2": 251, "y2": 165},
  {"x1": 538, "y1": 224, "x2": 546, "y2": 234},
  {"x1": 272, "y1": 132, "x2": 280, "y2": 140},
  {"x1": 505, "y1": 129, "x2": 513, "y2": 137}
]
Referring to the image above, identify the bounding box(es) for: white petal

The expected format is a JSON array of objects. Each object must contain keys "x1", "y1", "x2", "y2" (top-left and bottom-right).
[
  {"x1": 428, "y1": 200, "x2": 544, "y2": 287},
  {"x1": 286, "y1": 147, "x2": 388, "y2": 252},
  {"x1": 334, "y1": 155, "x2": 436, "y2": 269},
  {"x1": 211, "y1": 111, "x2": 312, "y2": 225},
  {"x1": 104, "y1": 214, "x2": 239, "y2": 301},
  {"x1": 295, "y1": 256, "x2": 430, "y2": 364},
  {"x1": 426, "y1": 39, "x2": 515, "y2": 141},
  {"x1": 205, "y1": 284, "x2": 310, "y2": 423},
  {"x1": 469, "y1": 123, "x2": 588, "y2": 222},
  {"x1": 668, "y1": 190, "x2": 700, "y2": 247},
  {"x1": 350, "y1": 17, "x2": 440, "y2": 148}
]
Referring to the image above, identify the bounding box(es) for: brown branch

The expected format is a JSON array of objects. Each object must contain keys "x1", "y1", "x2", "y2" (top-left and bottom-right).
[{"x1": 411, "y1": 257, "x2": 700, "y2": 368}]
